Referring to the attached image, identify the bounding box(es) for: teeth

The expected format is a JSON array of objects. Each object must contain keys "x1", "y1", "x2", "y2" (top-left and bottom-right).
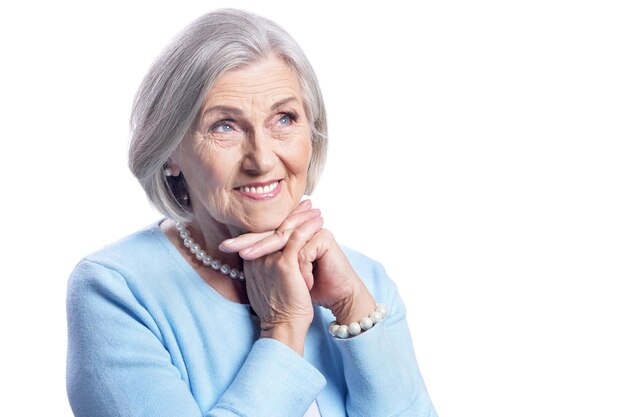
[{"x1": 240, "y1": 181, "x2": 278, "y2": 194}]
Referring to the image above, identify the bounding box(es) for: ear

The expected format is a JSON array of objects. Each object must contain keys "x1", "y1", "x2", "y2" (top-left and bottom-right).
[{"x1": 166, "y1": 156, "x2": 182, "y2": 177}]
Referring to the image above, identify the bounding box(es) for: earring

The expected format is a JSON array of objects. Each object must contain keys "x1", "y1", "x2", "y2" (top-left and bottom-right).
[{"x1": 164, "y1": 167, "x2": 173, "y2": 177}]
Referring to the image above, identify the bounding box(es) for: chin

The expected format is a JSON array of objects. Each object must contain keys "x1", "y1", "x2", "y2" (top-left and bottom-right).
[{"x1": 235, "y1": 212, "x2": 286, "y2": 234}]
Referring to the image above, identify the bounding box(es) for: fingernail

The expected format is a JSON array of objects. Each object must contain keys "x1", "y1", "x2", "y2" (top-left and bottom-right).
[{"x1": 218, "y1": 240, "x2": 232, "y2": 251}]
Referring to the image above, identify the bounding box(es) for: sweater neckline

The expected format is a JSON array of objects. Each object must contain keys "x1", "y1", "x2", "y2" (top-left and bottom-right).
[{"x1": 151, "y1": 220, "x2": 253, "y2": 316}]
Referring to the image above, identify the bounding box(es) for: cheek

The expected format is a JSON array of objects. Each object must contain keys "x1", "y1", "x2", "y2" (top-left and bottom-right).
[
  {"x1": 182, "y1": 150, "x2": 233, "y2": 195},
  {"x1": 286, "y1": 137, "x2": 313, "y2": 175}
]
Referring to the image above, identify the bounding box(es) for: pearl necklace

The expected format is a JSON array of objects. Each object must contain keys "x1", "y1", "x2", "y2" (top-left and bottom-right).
[{"x1": 175, "y1": 222, "x2": 245, "y2": 281}]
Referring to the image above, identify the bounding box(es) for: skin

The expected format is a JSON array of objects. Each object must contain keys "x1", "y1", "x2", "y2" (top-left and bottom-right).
[{"x1": 162, "y1": 56, "x2": 375, "y2": 355}]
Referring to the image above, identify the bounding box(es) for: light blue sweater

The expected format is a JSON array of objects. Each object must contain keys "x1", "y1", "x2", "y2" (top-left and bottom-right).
[{"x1": 66, "y1": 223, "x2": 436, "y2": 417}]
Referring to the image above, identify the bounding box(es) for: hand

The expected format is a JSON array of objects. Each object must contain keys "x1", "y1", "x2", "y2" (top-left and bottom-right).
[
  {"x1": 235, "y1": 201, "x2": 324, "y2": 354},
  {"x1": 298, "y1": 229, "x2": 376, "y2": 325},
  {"x1": 219, "y1": 199, "x2": 320, "y2": 259},
  {"x1": 221, "y1": 201, "x2": 376, "y2": 325}
]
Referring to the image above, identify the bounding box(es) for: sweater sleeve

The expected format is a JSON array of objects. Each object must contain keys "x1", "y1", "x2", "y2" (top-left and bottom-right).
[
  {"x1": 332, "y1": 262, "x2": 437, "y2": 417},
  {"x1": 66, "y1": 260, "x2": 326, "y2": 417}
]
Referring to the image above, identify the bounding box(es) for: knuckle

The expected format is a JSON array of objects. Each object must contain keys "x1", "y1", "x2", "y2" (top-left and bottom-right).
[
  {"x1": 290, "y1": 228, "x2": 307, "y2": 243},
  {"x1": 275, "y1": 229, "x2": 289, "y2": 241},
  {"x1": 278, "y1": 218, "x2": 295, "y2": 230}
]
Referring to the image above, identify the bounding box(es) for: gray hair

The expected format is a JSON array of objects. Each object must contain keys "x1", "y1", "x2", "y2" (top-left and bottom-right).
[{"x1": 129, "y1": 8, "x2": 328, "y2": 223}]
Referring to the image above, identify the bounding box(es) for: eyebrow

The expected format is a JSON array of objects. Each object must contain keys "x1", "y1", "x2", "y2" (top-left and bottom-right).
[
  {"x1": 202, "y1": 96, "x2": 299, "y2": 117},
  {"x1": 271, "y1": 96, "x2": 299, "y2": 110},
  {"x1": 202, "y1": 105, "x2": 243, "y2": 117}
]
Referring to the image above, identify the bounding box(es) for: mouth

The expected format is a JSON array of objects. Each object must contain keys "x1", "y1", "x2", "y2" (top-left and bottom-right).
[{"x1": 235, "y1": 179, "x2": 282, "y2": 200}]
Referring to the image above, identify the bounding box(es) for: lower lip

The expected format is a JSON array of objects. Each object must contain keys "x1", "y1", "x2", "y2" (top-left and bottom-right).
[{"x1": 235, "y1": 180, "x2": 283, "y2": 201}]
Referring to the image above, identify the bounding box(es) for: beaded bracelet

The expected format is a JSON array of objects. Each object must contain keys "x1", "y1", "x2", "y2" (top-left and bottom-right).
[{"x1": 328, "y1": 304, "x2": 388, "y2": 339}]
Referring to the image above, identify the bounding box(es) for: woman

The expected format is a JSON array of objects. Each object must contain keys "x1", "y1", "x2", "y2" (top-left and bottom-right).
[{"x1": 66, "y1": 8, "x2": 437, "y2": 417}]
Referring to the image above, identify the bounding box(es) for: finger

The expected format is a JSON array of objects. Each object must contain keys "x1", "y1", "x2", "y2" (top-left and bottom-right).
[
  {"x1": 293, "y1": 199, "x2": 312, "y2": 213},
  {"x1": 219, "y1": 230, "x2": 274, "y2": 253},
  {"x1": 237, "y1": 209, "x2": 321, "y2": 260},
  {"x1": 299, "y1": 258, "x2": 315, "y2": 291},
  {"x1": 218, "y1": 203, "x2": 316, "y2": 253},
  {"x1": 297, "y1": 230, "x2": 330, "y2": 291},
  {"x1": 238, "y1": 231, "x2": 290, "y2": 260},
  {"x1": 276, "y1": 208, "x2": 321, "y2": 232},
  {"x1": 298, "y1": 229, "x2": 331, "y2": 266},
  {"x1": 282, "y1": 216, "x2": 324, "y2": 259}
]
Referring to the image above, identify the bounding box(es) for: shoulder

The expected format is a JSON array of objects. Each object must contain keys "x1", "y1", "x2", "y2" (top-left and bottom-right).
[
  {"x1": 67, "y1": 222, "x2": 175, "y2": 300},
  {"x1": 80, "y1": 222, "x2": 168, "y2": 271}
]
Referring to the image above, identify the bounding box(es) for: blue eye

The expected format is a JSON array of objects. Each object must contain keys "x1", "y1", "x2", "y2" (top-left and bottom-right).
[
  {"x1": 211, "y1": 121, "x2": 235, "y2": 133},
  {"x1": 278, "y1": 113, "x2": 296, "y2": 126}
]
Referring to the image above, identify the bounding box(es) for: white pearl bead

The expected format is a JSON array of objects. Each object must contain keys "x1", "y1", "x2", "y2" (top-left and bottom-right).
[
  {"x1": 359, "y1": 316, "x2": 374, "y2": 330},
  {"x1": 176, "y1": 223, "x2": 245, "y2": 281},
  {"x1": 328, "y1": 304, "x2": 387, "y2": 339},
  {"x1": 370, "y1": 311, "x2": 383, "y2": 324},
  {"x1": 348, "y1": 322, "x2": 362, "y2": 336},
  {"x1": 335, "y1": 325, "x2": 350, "y2": 339}
]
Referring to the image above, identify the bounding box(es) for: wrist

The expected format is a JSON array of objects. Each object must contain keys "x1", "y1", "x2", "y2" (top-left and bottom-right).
[
  {"x1": 330, "y1": 282, "x2": 376, "y2": 325},
  {"x1": 260, "y1": 321, "x2": 310, "y2": 356},
  {"x1": 329, "y1": 303, "x2": 388, "y2": 339}
]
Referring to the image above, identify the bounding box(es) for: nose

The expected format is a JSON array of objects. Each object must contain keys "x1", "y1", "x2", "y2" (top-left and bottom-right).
[{"x1": 241, "y1": 129, "x2": 277, "y2": 175}]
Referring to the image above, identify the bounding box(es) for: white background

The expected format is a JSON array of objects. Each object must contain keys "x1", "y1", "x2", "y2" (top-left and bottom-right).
[{"x1": 1, "y1": 1, "x2": 624, "y2": 416}]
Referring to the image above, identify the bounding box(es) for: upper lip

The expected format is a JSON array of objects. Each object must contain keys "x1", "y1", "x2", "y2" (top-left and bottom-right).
[{"x1": 235, "y1": 179, "x2": 281, "y2": 189}]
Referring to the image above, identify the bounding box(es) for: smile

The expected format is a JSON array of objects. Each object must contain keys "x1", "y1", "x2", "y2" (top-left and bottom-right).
[
  {"x1": 236, "y1": 180, "x2": 282, "y2": 200},
  {"x1": 238, "y1": 181, "x2": 279, "y2": 194}
]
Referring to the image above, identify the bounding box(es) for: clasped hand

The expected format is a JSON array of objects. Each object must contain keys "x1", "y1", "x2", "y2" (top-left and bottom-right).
[{"x1": 219, "y1": 200, "x2": 375, "y2": 351}]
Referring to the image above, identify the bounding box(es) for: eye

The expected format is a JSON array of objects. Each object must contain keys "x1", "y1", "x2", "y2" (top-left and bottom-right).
[
  {"x1": 277, "y1": 112, "x2": 297, "y2": 126},
  {"x1": 210, "y1": 120, "x2": 236, "y2": 134}
]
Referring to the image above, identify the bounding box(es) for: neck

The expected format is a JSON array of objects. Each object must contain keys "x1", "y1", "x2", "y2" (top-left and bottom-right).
[
  {"x1": 161, "y1": 217, "x2": 249, "y2": 304},
  {"x1": 187, "y1": 223, "x2": 243, "y2": 270},
  {"x1": 185, "y1": 216, "x2": 245, "y2": 271}
]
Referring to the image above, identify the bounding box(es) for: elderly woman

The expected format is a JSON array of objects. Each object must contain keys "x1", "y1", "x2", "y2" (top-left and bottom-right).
[{"x1": 66, "y1": 9, "x2": 436, "y2": 417}]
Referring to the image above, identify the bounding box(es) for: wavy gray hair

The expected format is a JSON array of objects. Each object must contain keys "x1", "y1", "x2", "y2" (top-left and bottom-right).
[{"x1": 129, "y1": 9, "x2": 328, "y2": 223}]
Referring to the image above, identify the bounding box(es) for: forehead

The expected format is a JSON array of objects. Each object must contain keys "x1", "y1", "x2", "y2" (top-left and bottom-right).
[{"x1": 203, "y1": 56, "x2": 303, "y2": 109}]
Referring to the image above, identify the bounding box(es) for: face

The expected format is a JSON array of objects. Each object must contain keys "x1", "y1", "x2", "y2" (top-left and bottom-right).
[{"x1": 170, "y1": 56, "x2": 312, "y2": 233}]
